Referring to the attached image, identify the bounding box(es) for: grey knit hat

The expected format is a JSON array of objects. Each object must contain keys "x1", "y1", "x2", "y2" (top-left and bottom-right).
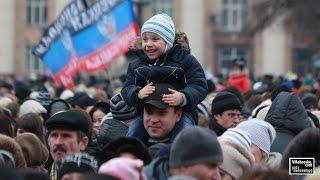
[
  {"x1": 110, "y1": 93, "x2": 137, "y2": 121},
  {"x1": 169, "y1": 126, "x2": 223, "y2": 168},
  {"x1": 141, "y1": 13, "x2": 175, "y2": 49},
  {"x1": 236, "y1": 118, "x2": 276, "y2": 156}
]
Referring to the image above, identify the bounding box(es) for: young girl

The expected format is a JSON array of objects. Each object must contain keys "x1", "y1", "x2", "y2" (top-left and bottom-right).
[{"x1": 121, "y1": 14, "x2": 207, "y2": 142}]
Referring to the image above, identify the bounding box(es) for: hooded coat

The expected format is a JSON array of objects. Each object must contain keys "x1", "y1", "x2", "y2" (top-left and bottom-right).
[{"x1": 265, "y1": 92, "x2": 311, "y2": 154}]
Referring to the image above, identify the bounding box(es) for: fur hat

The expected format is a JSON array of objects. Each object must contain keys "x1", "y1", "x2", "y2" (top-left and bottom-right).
[
  {"x1": 14, "y1": 133, "x2": 48, "y2": 168},
  {"x1": 169, "y1": 126, "x2": 223, "y2": 168},
  {"x1": 218, "y1": 138, "x2": 255, "y2": 179},
  {"x1": 142, "y1": 13, "x2": 175, "y2": 49},
  {"x1": 19, "y1": 100, "x2": 47, "y2": 117},
  {"x1": 0, "y1": 134, "x2": 26, "y2": 168},
  {"x1": 211, "y1": 91, "x2": 242, "y2": 115}
]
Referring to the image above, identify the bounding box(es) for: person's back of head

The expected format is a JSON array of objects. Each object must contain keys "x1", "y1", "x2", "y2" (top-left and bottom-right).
[
  {"x1": 0, "y1": 113, "x2": 14, "y2": 137},
  {"x1": 16, "y1": 113, "x2": 44, "y2": 142},
  {"x1": 281, "y1": 128, "x2": 320, "y2": 170},
  {"x1": 169, "y1": 126, "x2": 223, "y2": 168},
  {"x1": 22, "y1": 169, "x2": 49, "y2": 180}
]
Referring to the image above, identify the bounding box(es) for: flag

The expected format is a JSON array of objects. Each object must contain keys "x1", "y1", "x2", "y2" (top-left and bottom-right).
[{"x1": 34, "y1": 0, "x2": 138, "y2": 89}]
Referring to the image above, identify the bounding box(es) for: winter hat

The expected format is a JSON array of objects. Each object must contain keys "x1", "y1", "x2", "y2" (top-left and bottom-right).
[
  {"x1": 211, "y1": 91, "x2": 242, "y2": 115},
  {"x1": 0, "y1": 97, "x2": 13, "y2": 109},
  {"x1": 100, "y1": 137, "x2": 151, "y2": 165},
  {"x1": 0, "y1": 134, "x2": 27, "y2": 168},
  {"x1": 18, "y1": 99, "x2": 47, "y2": 117},
  {"x1": 34, "y1": 91, "x2": 53, "y2": 110},
  {"x1": 220, "y1": 128, "x2": 252, "y2": 153},
  {"x1": 98, "y1": 157, "x2": 147, "y2": 180},
  {"x1": 109, "y1": 93, "x2": 137, "y2": 121},
  {"x1": 218, "y1": 138, "x2": 255, "y2": 179},
  {"x1": 14, "y1": 133, "x2": 49, "y2": 168},
  {"x1": 45, "y1": 109, "x2": 91, "y2": 137},
  {"x1": 169, "y1": 126, "x2": 223, "y2": 168},
  {"x1": 236, "y1": 119, "x2": 276, "y2": 156},
  {"x1": 47, "y1": 99, "x2": 71, "y2": 117},
  {"x1": 71, "y1": 92, "x2": 96, "y2": 109},
  {"x1": 196, "y1": 102, "x2": 210, "y2": 122},
  {"x1": 58, "y1": 152, "x2": 98, "y2": 179},
  {"x1": 141, "y1": 13, "x2": 175, "y2": 49},
  {"x1": 251, "y1": 99, "x2": 272, "y2": 120},
  {"x1": 60, "y1": 89, "x2": 74, "y2": 100}
]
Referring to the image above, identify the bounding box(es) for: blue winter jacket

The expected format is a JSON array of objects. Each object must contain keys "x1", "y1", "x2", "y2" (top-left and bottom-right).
[{"x1": 121, "y1": 44, "x2": 208, "y2": 111}]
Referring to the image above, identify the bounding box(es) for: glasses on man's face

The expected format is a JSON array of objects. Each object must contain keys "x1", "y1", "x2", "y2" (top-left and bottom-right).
[{"x1": 222, "y1": 112, "x2": 242, "y2": 120}]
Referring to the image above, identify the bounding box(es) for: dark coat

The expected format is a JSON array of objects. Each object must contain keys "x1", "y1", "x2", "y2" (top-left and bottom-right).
[
  {"x1": 144, "y1": 156, "x2": 171, "y2": 180},
  {"x1": 121, "y1": 44, "x2": 208, "y2": 111},
  {"x1": 209, "y1": 118, "x2": 227, "y2": 136},
  {"x1": 265, "y1": 92, "x2": 311, "y2": 154}
]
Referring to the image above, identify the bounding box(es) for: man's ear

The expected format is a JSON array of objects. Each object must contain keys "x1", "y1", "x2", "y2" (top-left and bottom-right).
[
  {"x1": 79, "y1": 136, "x2": 89, "y2": 151},
  {"x1": 213, "y1": 114, "x2": 220, "y2": 120},
  {"x1": 175, "y1": 109, "x2": 183, "y2": 123}
]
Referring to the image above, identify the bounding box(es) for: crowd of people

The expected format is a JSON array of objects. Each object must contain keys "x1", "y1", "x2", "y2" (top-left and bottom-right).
[{"x1": 0, "y1": 13, "x2": 320, "y2": 180}]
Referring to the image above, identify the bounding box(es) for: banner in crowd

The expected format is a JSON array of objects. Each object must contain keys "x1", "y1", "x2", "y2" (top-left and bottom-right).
[{"x1": 34, "y1": 0, "x2": 138, "y2": 89}]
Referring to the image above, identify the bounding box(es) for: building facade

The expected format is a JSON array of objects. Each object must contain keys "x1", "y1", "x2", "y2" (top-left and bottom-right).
[{"x1": 0, "y1": 0, "x2": 314, "y2": 79}]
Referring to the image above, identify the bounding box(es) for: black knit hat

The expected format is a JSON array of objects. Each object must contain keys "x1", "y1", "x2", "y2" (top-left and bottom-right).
[
  {"x1": 169, "y1": 126, "x2": 223, "y2": 168},
  {"x1": 211, "y1": 91, "x2": 242, "y2": 115},
  {"x1": 45, "y1": 110, "x2": 90, "y2": 137},
  {"x1": 57, "y1": 152, "x2": 97, "y2": 179}
]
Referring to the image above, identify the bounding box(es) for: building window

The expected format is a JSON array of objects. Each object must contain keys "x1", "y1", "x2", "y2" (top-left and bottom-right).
[
  {"x1": 152, "y1": 0, "x2": 173, "y2": 17},
  {"x1": 26, "y1": 0, "x2": 48, "y2": 27},
  {"x1": 221, "y1": 0, "x2": 247, "y2": 31},
  {"x1": 218, "y1": 47, "x2": 247, "y2": 75},
  {"x1": 26, "y1": 45, "x2": 47, "y2": 74}
]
